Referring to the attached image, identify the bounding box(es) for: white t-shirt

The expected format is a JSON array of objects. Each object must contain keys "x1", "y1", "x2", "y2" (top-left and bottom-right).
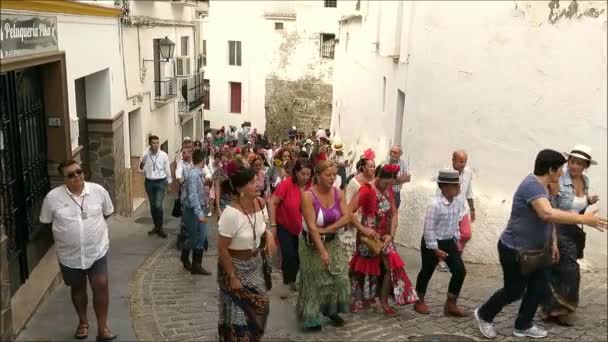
[{"x1": 218, "y1": 205, "x2": 268, "y2": 250}]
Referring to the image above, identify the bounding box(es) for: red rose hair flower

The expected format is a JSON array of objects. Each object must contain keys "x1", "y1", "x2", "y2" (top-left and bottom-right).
[
  {"x1": 382, "y1": 164, "x2": 400, "y2": 174},
  {"x1": 362, "y1": 148, "x2": 375, "y2": 160},
  {"x1": 222, "y1": 160, "x2": 239, "y2": 176}
]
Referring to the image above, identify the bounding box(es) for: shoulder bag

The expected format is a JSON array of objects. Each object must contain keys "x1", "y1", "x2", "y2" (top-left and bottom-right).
[
  {"x1": 172, "y1": 189, "x2": 182, "y2": 217},
  {"x1": 256, "y1": 198, "x2": 273, "y2": 291},
  {"x1": 516, "y1": 225, "x2": 554, "y2": 275},
  {"x1": 360, "y1": 235, "x2": 383, "y2": 256}
]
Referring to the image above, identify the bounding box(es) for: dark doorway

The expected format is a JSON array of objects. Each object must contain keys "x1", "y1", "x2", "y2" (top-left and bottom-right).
[
  {"x1": 75, "y1": 77, "x2": 89, "y2": 177},
  {"x1": 0, "y1": 67, "x2": 52, "y2": 293}
]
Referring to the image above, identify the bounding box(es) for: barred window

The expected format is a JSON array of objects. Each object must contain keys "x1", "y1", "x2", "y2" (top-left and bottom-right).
[{"x1": 320, "y1": 33, "x2": 335, "y2": 59}]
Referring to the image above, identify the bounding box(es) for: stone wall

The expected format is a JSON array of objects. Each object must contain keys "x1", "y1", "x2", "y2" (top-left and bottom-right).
[
  {"x1": 112, "y1": 115, "x2": 131, "y2": 216},
  {"x1": 265, "y1": 76, "x2": 333, "y2": 141},
  {"x1": 88, "y1": 114, "x2": 131, "y2": 217}
]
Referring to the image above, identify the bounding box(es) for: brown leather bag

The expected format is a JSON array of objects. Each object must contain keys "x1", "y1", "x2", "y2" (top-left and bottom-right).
[
  {"x1": 360, "y1": 235, "x2": 383, "y2": 256},
  {"x1": 517, "y1": 247, "x2": 552, "y2": 275}
]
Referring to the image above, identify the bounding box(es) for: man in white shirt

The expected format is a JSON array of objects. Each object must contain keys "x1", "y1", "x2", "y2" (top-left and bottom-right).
[
  {"x1": 452, "y1": 150, "x2": 475, "y2": 222},
  {"x1": 40, "y1": 160, "x2": 116, "y2": 341},
  {"x1": 385, "y1": 144, "x2": 411, "y2": 209},
  {"x1": 438, "y1": 149, "x2": 475, "y2": 272},
  {"x1": 139, "y1": 135, "x2": 172, "y2": 238}
]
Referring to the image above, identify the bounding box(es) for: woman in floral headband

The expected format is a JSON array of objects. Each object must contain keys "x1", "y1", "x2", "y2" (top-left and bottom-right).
[
  {"x1": 348, "y1": 163, "x2": 418, "y2": 316},
  {"x1": 342, "y1": 148, "x2": 377, "y2": 264}
]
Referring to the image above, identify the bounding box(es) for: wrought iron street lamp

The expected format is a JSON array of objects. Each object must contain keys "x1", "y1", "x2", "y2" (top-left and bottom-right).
[{"x1": 158, "y1": 36, "x2": 175, "y2": 61}]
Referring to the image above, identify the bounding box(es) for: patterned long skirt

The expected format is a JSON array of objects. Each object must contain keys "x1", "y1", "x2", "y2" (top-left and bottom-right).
[
  {"x1": 218, "y1": 255, "x2": 269, "y2": 342},
  {"x1": 543, "y1": 225, "x2": 582, "y2": 317},
  {"x1": 296, "y1": 236, "x2": 351, "y2": 328}
]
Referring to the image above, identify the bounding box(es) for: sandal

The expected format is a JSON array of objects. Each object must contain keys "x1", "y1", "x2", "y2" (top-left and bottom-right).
[
  {"x1": 74, "y1": 323, "x2": 88, "y2": 340},
  {"x1": 382, "y1": 305, "x2": 398, "y2": 317},
  {"x1": 96, "y1": 328, "x2": 118, "y2": 342}
]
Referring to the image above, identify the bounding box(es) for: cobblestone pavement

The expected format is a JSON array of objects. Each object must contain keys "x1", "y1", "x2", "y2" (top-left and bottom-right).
[{"x1": 129, "y1": 218, "x2": 607, "y2": 342}]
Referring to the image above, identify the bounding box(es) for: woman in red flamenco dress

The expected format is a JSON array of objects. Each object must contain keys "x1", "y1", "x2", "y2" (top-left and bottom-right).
[{"x1": 348, "y1": 163, "x2": 417, "y2": 316}]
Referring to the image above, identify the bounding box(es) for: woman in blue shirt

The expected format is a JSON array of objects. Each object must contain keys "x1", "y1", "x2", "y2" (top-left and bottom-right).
[
  {"x1": 543, "y1": 145, "x2": 599, "y2": 326},
  {"x1": 181, "y1": 150, "x2": 211, "y2": 275},
  {"x1": 474, "y1": 149, "x2": 607, "y2": 339}
]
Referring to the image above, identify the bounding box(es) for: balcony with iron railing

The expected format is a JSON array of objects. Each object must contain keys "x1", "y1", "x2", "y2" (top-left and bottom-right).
[
  {"x1": 154, "y1": 77, "x2": 177, "y2": 103},
  {"x1": 264, "y1": 1, "x2": 296, "y2": 20},
  {"x1": 171, "y1": 0, "x2": 200, "y2": 7},
  {"x1": 178, "y1": 72, "x2": 205, "y2": 114}
]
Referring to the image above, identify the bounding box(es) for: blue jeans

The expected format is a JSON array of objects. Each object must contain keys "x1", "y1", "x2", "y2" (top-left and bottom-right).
[
  {"x1": 181, "y1": 207, "x2": 207, "y2": 250},
  {"x1": 145, "y1": 178, "x2": 167, "y2": 228}
]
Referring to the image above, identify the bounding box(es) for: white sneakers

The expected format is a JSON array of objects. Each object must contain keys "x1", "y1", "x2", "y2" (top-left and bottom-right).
[
  {"x1": 474, "y1": 308, "x2": 497, "y2": 339},
  {"x1": 513, "y1": 325, "x2": 548, "y2": 339},
  {"x1": 474, "y1": 308, "x2": 549, "y2": 339}
]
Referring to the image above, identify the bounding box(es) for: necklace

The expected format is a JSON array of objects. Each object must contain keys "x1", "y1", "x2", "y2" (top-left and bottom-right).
[
  {"x1": 238, "y1": 199, "x2": 258, "y2": 252},
  {"x1": 66, "y1": 188, "x2": 87, "y2": 220}
]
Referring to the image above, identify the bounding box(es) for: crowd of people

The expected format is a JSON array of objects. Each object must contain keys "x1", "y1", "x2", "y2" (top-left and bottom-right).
[
  {"x1": 158, "y1": 125, "x2": 607, "y2": 341},
  {"x1": 38, "y1": 118, "x2": 607, "y2": 341}
]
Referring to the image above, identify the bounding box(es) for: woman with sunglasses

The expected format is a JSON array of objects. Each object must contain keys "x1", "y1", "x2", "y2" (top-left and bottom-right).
[{"x1": 297, "y1": 160, "x2": 352, "y2": 331}]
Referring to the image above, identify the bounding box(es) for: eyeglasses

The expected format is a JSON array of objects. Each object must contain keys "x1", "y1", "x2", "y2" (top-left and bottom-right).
[{"x1": 66, "y1": 169, "x2": 83, "y2": 179}]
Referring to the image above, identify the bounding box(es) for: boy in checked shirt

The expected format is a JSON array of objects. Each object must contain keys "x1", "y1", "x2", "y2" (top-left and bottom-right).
[{"x1": 414, "y1": 169, "x2": 468, "y2": 317}]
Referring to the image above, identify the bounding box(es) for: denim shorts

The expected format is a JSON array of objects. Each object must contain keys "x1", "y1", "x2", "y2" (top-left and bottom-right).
[{"x1": 59, "y1": 253, "x2": 108, "y2": 286}]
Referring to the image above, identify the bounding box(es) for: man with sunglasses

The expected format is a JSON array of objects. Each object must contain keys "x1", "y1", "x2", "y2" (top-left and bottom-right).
[
  {"x1": 40, "y1": 160, "x2": 116, "y2": 341},
  {"x1": 139, "y1": 135, "x2": 172, "y2": 238}
]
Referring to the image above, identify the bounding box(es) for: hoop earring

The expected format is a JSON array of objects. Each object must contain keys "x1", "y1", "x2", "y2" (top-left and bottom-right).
[{"x1": 240, "y1": 192, "x2": 245, "y2": 198}]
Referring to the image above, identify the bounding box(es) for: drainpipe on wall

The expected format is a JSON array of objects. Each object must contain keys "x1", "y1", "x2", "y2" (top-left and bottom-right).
[{"x1": 399, "y1": 1, "x2": 417, "y2": 158}]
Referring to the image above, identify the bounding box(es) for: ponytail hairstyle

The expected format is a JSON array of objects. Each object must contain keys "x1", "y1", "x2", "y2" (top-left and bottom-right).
[
  {"x1": 220, "y1": 160, "x2": 256, "y2": 195},
  {"x1": 375, "y1": 163, "x2": 400, "y2": 179},
  {"x1": 313, "y1": 160, "x2": 336, "y2": 184}
]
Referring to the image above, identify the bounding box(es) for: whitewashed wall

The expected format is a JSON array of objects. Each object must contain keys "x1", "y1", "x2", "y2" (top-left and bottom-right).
[
  {"x1": 203, "y1": 0, "x2": 345, "y2": 131},
  {"x1": 201, "y1": 1, "x2": 266, "y2": 131},
  {"x1": 332, "y1": 0, "x2": 608, "y2": 268},
  {"x1": 54, "y1": 14, "x2": 125, "y2": 150},
  {"x1": 120, "y1": 0, "x2": 199, "y2": 162}
]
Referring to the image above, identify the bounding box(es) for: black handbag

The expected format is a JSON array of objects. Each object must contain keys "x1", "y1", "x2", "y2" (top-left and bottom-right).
[
  {"x1": 260, "y1": 234, "x2": 273, "y2": 291},
  {"x1": 256, "y1": 198, "x2": 273, "y2": 291},
  {"x1": 573, "y1": 226, "x2": 586, "y2": 259},
  {"x1": 171, "y1": 190, "x2": 182, "y2": 218}
]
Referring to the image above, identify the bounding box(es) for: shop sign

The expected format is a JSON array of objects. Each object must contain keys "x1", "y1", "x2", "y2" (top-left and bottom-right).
[{"x1": 1, "y1": 14, "x2": 58, "y2": 59}]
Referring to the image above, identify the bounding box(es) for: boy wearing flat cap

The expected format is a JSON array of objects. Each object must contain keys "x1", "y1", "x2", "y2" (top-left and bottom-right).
[{"x1": 414, "y1": 169, "x2": 468, "y2": 317}]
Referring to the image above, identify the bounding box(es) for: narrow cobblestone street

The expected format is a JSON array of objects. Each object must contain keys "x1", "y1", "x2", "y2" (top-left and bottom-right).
[{"x1": 129, "y1": 218, "x2": 608, "y2": 342}]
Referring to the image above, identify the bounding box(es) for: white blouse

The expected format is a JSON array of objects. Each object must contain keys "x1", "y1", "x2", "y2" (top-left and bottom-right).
[
  {"x1": 570, "y1": 195, "x2": 588, "y2": 213},
  {"x1": 218, "y1": 205, "x2": 268, "y2": 250}
]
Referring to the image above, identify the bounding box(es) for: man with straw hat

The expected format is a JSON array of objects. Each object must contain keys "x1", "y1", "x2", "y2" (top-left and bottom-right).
[
  {"x1": 330, "y1": 138, "x2": 349, "y2": 190},
  {"x1": 414, "y1": 169, "x2": 468, "y2": 317}
]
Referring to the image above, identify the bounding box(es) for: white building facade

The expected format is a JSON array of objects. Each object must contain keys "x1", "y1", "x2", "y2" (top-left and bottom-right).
[
  {"x1": 1, "y1": 1, "x2": 127, "y2": 338},
  {"x1": 331, "y1": 0, "x2": 608, "y2": 268},
  {"x1": 117, "y1": 0, "x2": 207, "y2": 212},
  {"x1": 201, "y1": 0, "x2": 346, "y2": 138}
]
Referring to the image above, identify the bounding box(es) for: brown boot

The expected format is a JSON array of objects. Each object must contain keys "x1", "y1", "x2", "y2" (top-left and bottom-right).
[
  {"x1": 444, "y1": 294, "x2": 467, "y2": 317},
  {"x1": 414, "y1": 297, "x2": 430, "y2": 315}
]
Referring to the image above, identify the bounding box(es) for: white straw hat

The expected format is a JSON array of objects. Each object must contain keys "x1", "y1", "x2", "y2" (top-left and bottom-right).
[{"x1": 563, "y1": 144, "x2": 597, "y2": 165}]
